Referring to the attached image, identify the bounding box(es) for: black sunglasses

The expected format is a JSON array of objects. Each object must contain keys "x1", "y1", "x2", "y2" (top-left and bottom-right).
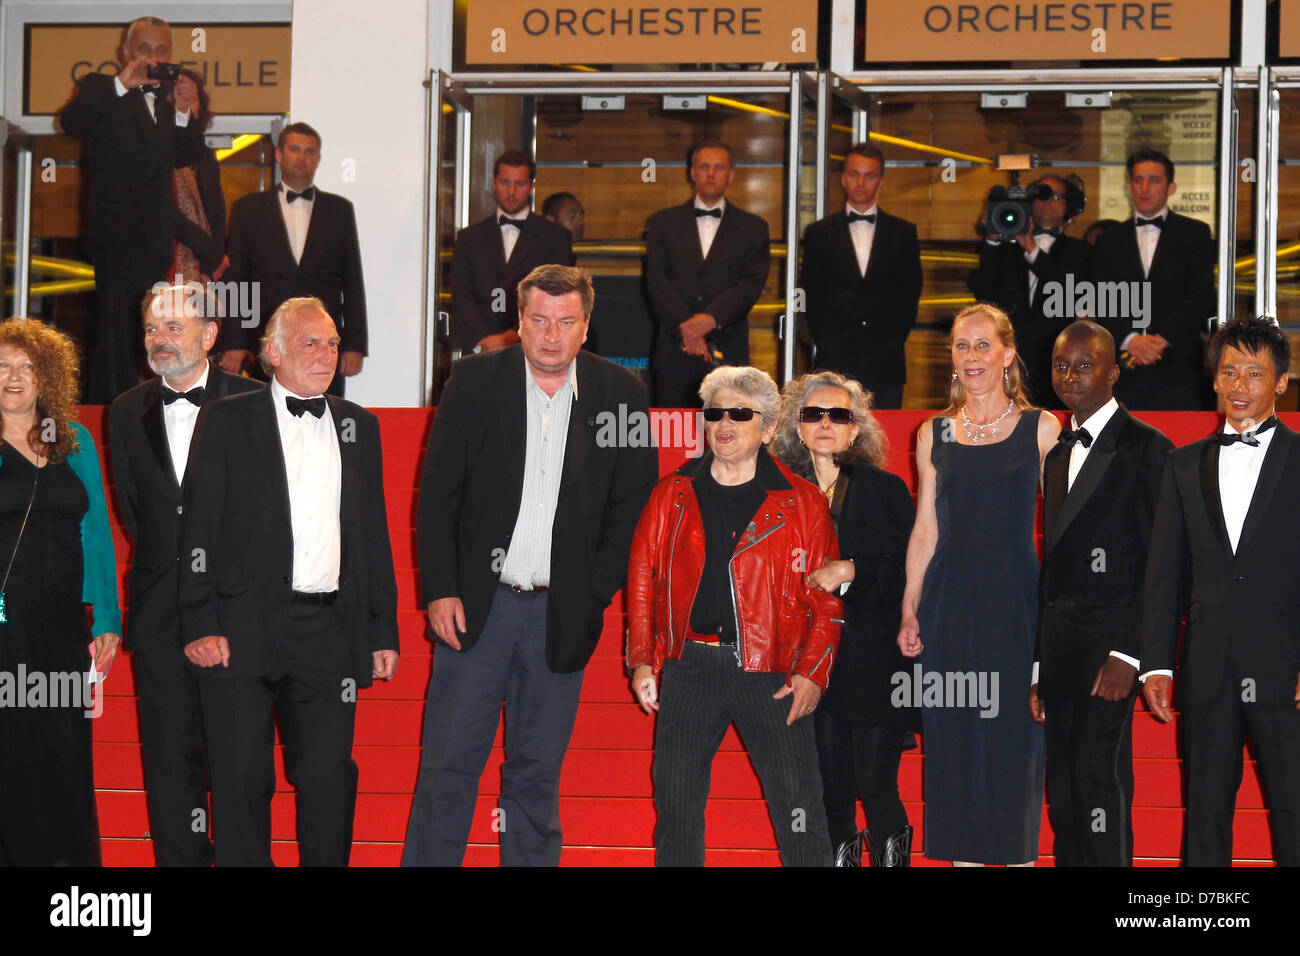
[
  {"x1": 799, "y1": 406, "x2": 855, "y2": 425},
  {"x1": 703, "y1": 406, "x2": 758, "y2": 422}
]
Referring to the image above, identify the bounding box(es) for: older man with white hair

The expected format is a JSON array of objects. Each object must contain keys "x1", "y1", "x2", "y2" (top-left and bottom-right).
[{"x1": 178, "y1": 296, "x2": 399, "y2": 866}]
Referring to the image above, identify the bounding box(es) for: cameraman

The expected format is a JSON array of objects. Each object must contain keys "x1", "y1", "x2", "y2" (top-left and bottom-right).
[
  {"x1": 968, "y1": 174, "x2": 1092, "y2": 407},
  {"x1": 61, "y1": 15, "x2": 204, "y2": 403}
]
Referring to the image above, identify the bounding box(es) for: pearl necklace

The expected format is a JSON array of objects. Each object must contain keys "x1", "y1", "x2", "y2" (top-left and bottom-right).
[{"x1": 961, "y1": 399, "x2": 1015, "y2": 444}]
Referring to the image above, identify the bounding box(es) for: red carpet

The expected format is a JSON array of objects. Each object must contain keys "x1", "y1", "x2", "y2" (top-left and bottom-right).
[{"x1": 77, "y1": 407, "x2": 1293, "y2": 866}]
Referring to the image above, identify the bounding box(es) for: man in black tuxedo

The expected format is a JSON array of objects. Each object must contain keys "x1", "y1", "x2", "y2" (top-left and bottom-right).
[
  {"x1": 1029, "y1": 320, "x2": 1173, "y2": 866},
  {"x1": 219, "y1": 123, "x2": 368, "y2": 397},
  {"x1": 403, "y1": 265, "x2": 657, "y2": 866},
  {"x1": 968, "y1": 173, "x2": 1093, "y2": 408},
  {"x1": 644, "y1": 141, "x2": 770, "y2": 407},
  {"x1": 60, "y1": 16, "x2": 204, "y2": 403},
  {"x1": 1092, "y1": 149, "x2": 1217, "y2": 410},
  {"x1": 109, "y1": 284, "x2": 263, "y2": 866},
  {"x1": 449, "y1": 150, "x2": 574, "y2": 354},
  {"x1": 1141, "y1": 316, "x2": 1300, "y2": 866},
  {"x1": 179, "y1": 297, "x2": 399, "y2": 866},
  {"x1": 801, "y1": 144, "x2": 921, "y2": 409}
]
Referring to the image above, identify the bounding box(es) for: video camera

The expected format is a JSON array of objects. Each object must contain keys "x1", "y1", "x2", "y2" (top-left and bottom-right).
[
  {"x1": 145, "y1": 62, "x2": 181, "y2": 95},
  {"x1": 983, "y1": 154, "x2": 1047, "y2": 242}
]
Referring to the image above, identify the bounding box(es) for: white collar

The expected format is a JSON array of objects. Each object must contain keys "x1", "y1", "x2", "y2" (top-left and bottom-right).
[
  {"x1": 845, "y1": 202, "x2": 879, "y2": 218},
  {"x1": 271, "y1": 375, "x2": 326, "y2": 405},
  {"x1": 497, "y1": 206, "x2": 528, "y2": 223},
  {"x1": 1221, "y1": 412, "x2": 1279, "y2": 450},
  {"x1": 1136, "y1": 207, "x2": 1169, "y2": 224},
  {"x1": 1072, "y1": 396, "x2": 1120, "y2": 437},
  {"x1": 523, "y1": 354, "x2": 579, "y2": 401},
  {"x1": 694, "y1": 196, "x2": 726, "y2": 214}
]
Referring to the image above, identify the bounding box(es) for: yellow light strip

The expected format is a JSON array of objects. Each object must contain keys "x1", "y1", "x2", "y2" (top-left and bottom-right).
[
  {"x1": 3, "y1": 252, "x2": 95, "y2": 279},
  {"x1": 215, "y1": 134, "x2": 263, "y2": 162}
]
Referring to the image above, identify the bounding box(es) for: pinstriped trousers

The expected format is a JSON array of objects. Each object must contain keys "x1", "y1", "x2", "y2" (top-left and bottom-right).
[{"x1": 652, "y1": 640, "x2": 832, "y2": 866}]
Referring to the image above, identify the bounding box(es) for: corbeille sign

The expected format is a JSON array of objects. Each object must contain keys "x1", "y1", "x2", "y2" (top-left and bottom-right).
[
  {"x1": 464, "y1": 1, "x2": 818, "y2": 65},
  {"x1": 863, "y1": 1, "x2": 1231, "y2": 63},
  {"x1": 26, "y1": 23, "x2": 291, "y2": 116}
]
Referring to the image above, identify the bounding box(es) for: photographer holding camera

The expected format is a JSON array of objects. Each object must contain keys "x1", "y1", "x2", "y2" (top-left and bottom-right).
[
  {"x1": 61, "y1": 16, "x2": 204, "y2": 403},
  {"x1": 968, "y1": 172, "x2": 1092, "y2": 408}
]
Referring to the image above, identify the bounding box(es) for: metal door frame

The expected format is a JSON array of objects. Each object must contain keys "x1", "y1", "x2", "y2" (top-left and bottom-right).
[{"x1": 1, "y1": 117, "x2": 34, "y2": 317}]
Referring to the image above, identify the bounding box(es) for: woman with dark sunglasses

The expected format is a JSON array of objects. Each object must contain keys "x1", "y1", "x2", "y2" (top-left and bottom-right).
[
  {"x1": 771, "y1": 371, "x2": 917, "y2": 866},
  {"x1": 625, "y1": 365, "x2": 843, "y2": 865}
]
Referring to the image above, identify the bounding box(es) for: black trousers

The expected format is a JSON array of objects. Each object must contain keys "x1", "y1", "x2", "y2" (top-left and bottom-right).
[
  {"x1": 653, "y1": 348, "x2": 719, "y2": 408},
  {"x1": 1043, "y1": 689, "x2": 1135, "y2": 866},
  {"x1": 85, "y1": 243, "x2": 165, "y2": 404},
  {"x1": 133, "y1": 645, "x2": 214, "y2": 866},
  {"x1": 814, "y1": 709, "x2": 909, "y2": 847},
  {"x1": 198, "y1": 602, "x2": 357, "y2": 866},
  {"x1": 402, "y1": 586, "x2": 585, "y2": 867},
  {"x1": 653, "y1": 641, "x2": 832, "y2": 866},
  {"x1": 1183, "y1": 690, "x2": 1300, "y2": 866}
]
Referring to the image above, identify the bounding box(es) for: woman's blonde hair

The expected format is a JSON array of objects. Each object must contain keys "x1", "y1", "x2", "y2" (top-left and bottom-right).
[
  {"x1": 0, "y1": 317, "x2": 82, "y2": 463},
  {"x1": 942, "y1": 303, "x2": 1034, "y2": 416}
]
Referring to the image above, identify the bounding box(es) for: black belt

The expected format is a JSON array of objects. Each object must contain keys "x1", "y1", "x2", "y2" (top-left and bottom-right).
[
  {"x1": 290, "y1": 590, "x2": 340, "y2": 606},
  {"x1": 499, "y1": 582, "x2": 548, "y2": 593}
]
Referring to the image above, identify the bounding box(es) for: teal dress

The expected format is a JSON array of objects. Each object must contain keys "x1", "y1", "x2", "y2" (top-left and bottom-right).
[{"x1": 0, "y1": 421, "x2": 120, "y2": 866}]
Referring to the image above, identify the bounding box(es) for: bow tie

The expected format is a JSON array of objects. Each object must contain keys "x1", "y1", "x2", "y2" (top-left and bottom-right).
[
  {"x1": 847, "y1": 212, "x2": 876, "y2": 224},
  {"x1": 285, "y1": 395, "x2": 327, "y2": 418},
  {"x1": 694, "y1": 207, "x2": 722, "y2": 218},
  {"x1": 1033, "y1": 226, "x2": 1062, "y2": 237},
  {"x1": 1136, "y1": 216, "x2": 1164, "y2": 229},
  {"x1": 498, "y1": 214, "x2": 526, "y2": 227},
  {"x1": 1058, "y1": 426, "x2": 1093, "y2": 449},
  {"x1": 286, "y1": 187, "x2": 316, "y2": 203},
  {"x1": 161, "y1": 385, "x2": 206, "y2": 407},
  {"x1": 1217, "y1": 416, "x2": 1277, "y2": 447}
]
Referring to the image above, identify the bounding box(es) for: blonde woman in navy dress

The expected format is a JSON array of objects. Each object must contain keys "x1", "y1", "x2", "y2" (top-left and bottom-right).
[{"x1": 897, "y1": 304, "x2": 1060, "y2": 865}]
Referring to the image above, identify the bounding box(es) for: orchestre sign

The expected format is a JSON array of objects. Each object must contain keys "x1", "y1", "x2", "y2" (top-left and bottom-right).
[
  {"x1": 25, "y1": 24, "x2": 291, "y2": 116},
  {"x1": 863, "y1": 1, "x2": 1230, "y2": 62},
  {"x1": 464, "y1": 1, "x2": 818, "y2": 64}
]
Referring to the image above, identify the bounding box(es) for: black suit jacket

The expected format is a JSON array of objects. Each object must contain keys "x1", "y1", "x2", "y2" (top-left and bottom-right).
[
  {"x1": 110, "y1": 362, "x2": 264, "y2": 653},
  {"x1": 417, "y1": 346, "x2": 658, "y2": 673},
  {"x1": 1035, "y1": 406, "x2": 1173, "y2": 700},
  {"x1": 1091, "y1": 213, "x2": 1216, "y2": 406},
  {"x1": 221, "y1": 187, "x2": 368, "y2": 354},
  {"x1": 644, "y1": 200, "x2": 770, "y2": 365},
  {"x1": 968, "y1": 235, "x2": 1093, "y2": 404},
  {"x1": 801, "y1": 209, "x2": 922, "y2": 388},
  {"x1": 449, "y1": 212, "x2": 573, "y2": 351},
  {"x1": 1140, "y1": 421, "x2": 1300, "y2": 705},
  {"x1": 60, "y1": 71, "x2": 204, "y2": 268},
  {"x1": 177, "y1": 388, "x2": 398, "y2": 685}
]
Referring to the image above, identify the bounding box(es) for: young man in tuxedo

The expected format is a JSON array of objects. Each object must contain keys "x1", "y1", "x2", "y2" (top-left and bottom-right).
[
  {"x1": 968, "y1": 173, "x2": 1092, "y2": 408},
  {"x1": 60, "y1": 16, "x2": 204, "y2": 403},
  {"x1": 1029, "y1": 320, "x2": 1173, "y2": 866},
  {"x1": 403, "y1": 265, "x2": 657, "y2": 866},
  {"x1": 1141, "y1": 316, "x2": 1300, "y2": 866},
  {"x1": 1091, "y1": 149, "x2": 1216, "y2": 410},
  {"x1": 180, "y1": 297, "x2": 399, "y2": 866},
  {"x1": 801, "y1": 143, "x2": 922, "y2": 409},
  {"x1": 644, "y1": 141, "x2": 770, "y2": 407},
  {"x1": 219, "y1": 123, "x2": 368, "y2": 396},
  {"x1": 109, "y1": 284, "x2": 263, "y2": 866},
  {"x1": 449, "y1": 150, "x2": 574, "y2": 354}
]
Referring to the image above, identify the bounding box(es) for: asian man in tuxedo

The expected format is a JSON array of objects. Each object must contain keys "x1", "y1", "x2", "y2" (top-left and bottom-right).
[
  {"x1": 1141, "y1": 316, "x2": 1300, "y2": 866},
  {"x1": 644, "y1": 141, "x2": 770, "y2": 407},
  {"x1": 60, "y1": 16, "x2": 204, "y2": 403},
  {"x1": 968, "y1": 173, "x2": 1093, "y2": 408},
  {"x1": 449, "y1": 150, "x2": 574, "y2": 354},
  {"x1": 219, "y1": 123, "x2": 368, "y2": 396},
  {"x1": 180, "y1": 297, "x2": 398, "y2": 866},
  {"x1": 1091, "y1": 149, "x2": 1217, "y2": 410},
  {"x1": 801, "y1": 143, "x2": 922, "y2": 409},
  {"x1": 109, "y1": 284, "x2": 263, "y2": 866},
  {"x1": 1029, "y1": 320, "x2": 1173, "y2": 866}
]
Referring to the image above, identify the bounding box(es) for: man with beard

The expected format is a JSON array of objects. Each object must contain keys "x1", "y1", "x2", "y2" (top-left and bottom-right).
[
  {"x1": 109, "y1": 283, "x2": 262, "y2": 865},
  {"x1": 449, "y1": 150, "x2": 573, "y2": 354}
]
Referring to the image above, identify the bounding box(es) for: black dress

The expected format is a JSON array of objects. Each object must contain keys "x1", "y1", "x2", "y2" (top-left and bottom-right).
[
  {"x1": 917, "y1": 412, "x2": 1045, "y2": 864},
  {"x1": 0, "y1": 451, "x2": 100, "y2": 866}
]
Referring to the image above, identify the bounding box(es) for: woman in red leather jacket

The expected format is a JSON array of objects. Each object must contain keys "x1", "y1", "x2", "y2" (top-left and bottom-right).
[{"x1": 625, "y1": 365, "x2": 842, "y2": 866}]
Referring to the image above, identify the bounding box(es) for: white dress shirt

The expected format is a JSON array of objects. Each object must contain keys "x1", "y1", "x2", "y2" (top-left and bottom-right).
[
  {"x1": 1025, "y1": 232, "x2": 1057, "y2": 303},
  {"x1": 1135, "y1": 207, "x2": 1167, "y2": 277},
  {"x1": 846, "y1": 203, "x2": 878, "y2": 277},
  {"x1": 498, "y1": 361, "x2": 577, "y2": 590},
  {"x1": 270, "y1": 377, "x2": 342, "y2": 592},
  {"x1": 279, "y1": 183, "x2": 315, "y2": 264},
  {"x1": 113, "y1": 74, "x2": 190, "y2": 126},
  {"x1": 161, "y1": 362, "x2": 210, "y2": 484},
  {"x1": 498, "y1": 206, "x2": 526, "y2": 262},
  {"x1": 694, "y1": 196, "x2": 726, "y2": 259}
]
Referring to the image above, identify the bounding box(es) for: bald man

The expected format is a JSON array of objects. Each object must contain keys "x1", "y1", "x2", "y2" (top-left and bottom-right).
[{"x1": 1030, "y1": 321, "x2": 1173, "y2": 866}]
